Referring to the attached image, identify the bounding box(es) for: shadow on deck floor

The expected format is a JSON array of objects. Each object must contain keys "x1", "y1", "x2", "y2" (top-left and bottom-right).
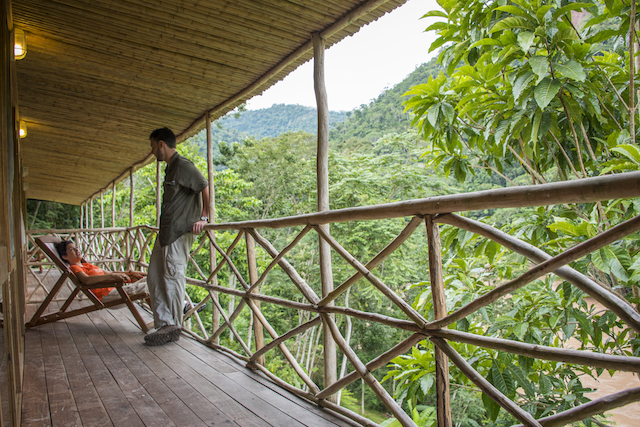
[{"x1": 11, "y1": 297, "x2": 358, "y2": 426}]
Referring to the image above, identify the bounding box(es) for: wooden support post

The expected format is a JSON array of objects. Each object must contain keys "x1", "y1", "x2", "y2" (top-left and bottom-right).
[
  {"x1": 85, "y1": 199, "x2": 89, "y2": 229},
  {"x1": 246, "y1": 231, "x2": 265, "y2": 365},
  {"x1": 156, "y1": 161, "x2": 161, "y2": 227},
  {"x1": 112, "y1": 181, "x2": 116, "y2": 227},
  {"x1": 129, "y1": 168, "x2": 134, "y2": 227},
  {"x1": 206, "y1": 114, "x2": 220, "y2": 341},
  {"x1": 426, "y1": 215, "x2": 452, "y2": 427},
  {"x1": 100, "y1": 192, "x2": 104, "y2": 228},
  {"x1": 80, "y1": 203, "x2": 84, "y2": 229},
  {"x1": 90, "y1": 198, "x2": 94, "y2": 229},
  {"x1": 313, "y1": 32, "x2": 337, "y2": 401}
]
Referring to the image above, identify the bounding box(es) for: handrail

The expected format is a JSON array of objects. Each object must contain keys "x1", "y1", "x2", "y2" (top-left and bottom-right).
[
  {"x1": 24, "y1": 171, "x2": 640, "y2": 427},
  {"x1": 202, "y1": 171, "x2": 640, "y2": 230}
]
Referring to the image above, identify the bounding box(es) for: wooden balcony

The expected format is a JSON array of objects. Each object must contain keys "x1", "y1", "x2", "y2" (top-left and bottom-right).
[
  {"x1": 11, "y1": 172, "x2": 640, "y2": 427},
  {"x1": 4, "y1": 270, "x2": 357, "y2": 427}
]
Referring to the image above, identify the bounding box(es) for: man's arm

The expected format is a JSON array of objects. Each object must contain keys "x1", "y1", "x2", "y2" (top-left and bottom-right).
[{"x1": 192, "y1": 186, "x2": 210, "y2": 234}]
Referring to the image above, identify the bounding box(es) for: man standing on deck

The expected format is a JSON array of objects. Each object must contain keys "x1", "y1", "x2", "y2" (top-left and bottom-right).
[{"x1": 145, "y1": 127, "x2": 209, "y2": 346}]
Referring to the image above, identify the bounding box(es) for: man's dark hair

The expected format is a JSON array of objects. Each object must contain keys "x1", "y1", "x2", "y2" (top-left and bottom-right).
[
  {"x1": 149, "y1": 127, "x2": 176, "y2": 149},
  {"x1": 55, "y1": 240, "x2": 73, "y2": 264}
]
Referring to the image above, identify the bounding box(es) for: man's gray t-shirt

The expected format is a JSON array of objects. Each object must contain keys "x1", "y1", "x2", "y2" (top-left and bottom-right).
[{"x1": 159, "y1": 152, "x2": 208, "y2": 247}]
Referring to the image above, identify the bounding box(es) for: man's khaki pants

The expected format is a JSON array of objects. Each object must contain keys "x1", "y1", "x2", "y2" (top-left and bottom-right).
[{"x1": 147, "y1": 233, "x2": 195, "y2": 329}]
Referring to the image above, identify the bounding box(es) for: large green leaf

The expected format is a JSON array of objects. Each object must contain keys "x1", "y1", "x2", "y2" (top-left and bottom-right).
[
  {"x1": 495, "y1": 5, "x2": 532, "y2": 19},
  {"x1": 419, "y1": 374, "x2": 434, "y2": 395},
  {"x1": 585, "y1": 29, "x2": 620, "y2": 44},
  {"x1": 422, "y1": 10, "x2": 448, "y2": 18},
  {"x1": 507, "y1": 364, "x2": 535, "y2": 399},
  {"x1": 553, "y1": 60, "x2": 586, "y2": 82},
  {"x1": 517, "y1": 31, "x2": 536, "y2": 52},
  {"x1": 551, "y1": 3, "x2": 595, "y2": 20},
  {"x1": 482, "y1": 391, "x2": 501, "y2": 422},
  {"x1": 529, "y1": 56, "x2": 549, "y2": 83},
  {"x1": 534, "y1": 78, "x2": 561, "y2": 108},
  {"x1": 547, "y1": 217, "x2": 579, "y2": 236},
  {"x1": 591, "y1": 248, "x2": 610, "y2": 274},
  {"x1": 539, "y1": 372, "x2": 553, "y2": 395},
  {"x1": 611, "y1": 144, "x2": 640, "y2": 165},
  {"x1": 536, "y1": 5, "x2": 554, "y2": 22},
  {"x1": 514, "y1": 321, "x2": 529, "y2": 340},
  {"x1": 513, "y1": 71, "x2": 536, "y2": 100},
  {"x1": 490, "y1": 17, "x2": 535, "y2": 33},
  {"x1": 608, "y1": 246, "x2": 631, "y2": 281},
  {"x1": 491, "y1": 361, "x2": 516, "y2": 398},
  {"x1": 427, "y1": 105, "x2": 441, "y2": 127}
]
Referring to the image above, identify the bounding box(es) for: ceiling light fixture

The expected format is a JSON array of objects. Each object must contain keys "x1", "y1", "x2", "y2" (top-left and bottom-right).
[
  {"x1": 14, "y1": 29, "x2": 27, "y2": 60},
  {"x1": 19, "y1": 121, "x2": 27, "y2": 138}
]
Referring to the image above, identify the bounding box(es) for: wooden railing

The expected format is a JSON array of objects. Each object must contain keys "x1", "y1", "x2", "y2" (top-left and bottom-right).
[{"x1": 26, "y1": 171, "x2": 640, "y2": 427}]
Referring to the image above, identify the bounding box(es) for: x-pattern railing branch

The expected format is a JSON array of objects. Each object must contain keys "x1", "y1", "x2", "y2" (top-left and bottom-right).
[
  {"x1": 205, "y1": 229, "x2": 244, "y2": 283},
  {"x1": 246, "y1": 298, "x2": 320, "y2": 393},
  {"x1": 26, "y1": 172, "x2": 640, "y2": 427},
  {"x1": 320, "y1": 216, "x2": 424, "y2": 306},
  {"x1": 511, "y1": 387, "x2": 640, "y2": 427},
  {"x1": 314, "y1": 223, "x2": 429, "y2": 328},
  {"x1": 250, "y1": 316, "x2": 322, "y2": 364},
  {"x1": 431, "y1": 337, "x2": 544, "y2": 427},
  {"x1": 437, "y1": 213, "x2": 640, "y2": 333},
  {"x1": 249, "y1": 225, "x2": 312, "y2": 292},
  {"x1": 248, "y1": 228, "x2": 320, "y2": 304},
  {"x1": 322, "y1": 312, "x2": 415, "y2": 426}
]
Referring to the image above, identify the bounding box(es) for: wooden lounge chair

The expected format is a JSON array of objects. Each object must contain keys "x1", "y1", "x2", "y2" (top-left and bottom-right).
[{"x1": 26, "y1": 235, "x2": 150, "y2": 332}]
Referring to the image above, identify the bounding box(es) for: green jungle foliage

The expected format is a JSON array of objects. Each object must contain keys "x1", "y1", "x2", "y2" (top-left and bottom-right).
[
  {"x1": 330, "y1": 58, "x2": 442, "y2": 145},
  {"x1": 384, "y1": 0, "x2": 640, "y2": 425},
  {"x1": 26, "y1": 0, "x2": 640, "y2": 425}
]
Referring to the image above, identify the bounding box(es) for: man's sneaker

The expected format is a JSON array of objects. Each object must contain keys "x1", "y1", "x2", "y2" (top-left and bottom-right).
[{"x1": 144, "y1": 325, "x2": 181, "y2": 346}]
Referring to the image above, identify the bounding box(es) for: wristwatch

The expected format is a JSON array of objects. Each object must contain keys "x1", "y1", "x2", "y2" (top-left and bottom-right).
[{"x1": 200, "y1": 216, "x2": 209, "y2": 222}]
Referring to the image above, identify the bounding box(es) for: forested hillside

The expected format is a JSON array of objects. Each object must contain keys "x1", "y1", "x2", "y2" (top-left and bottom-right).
[
  {"x1": 329, "y1": 57, "x2": 441, "y2": 144},
  {"x1": 192, "y1": 103, "x2": 348, "y2": 146}
]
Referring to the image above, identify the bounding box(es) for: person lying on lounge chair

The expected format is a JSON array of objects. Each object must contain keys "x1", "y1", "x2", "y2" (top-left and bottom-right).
[{"x1": 55, "y1": 240, "x2": 147, "y2": 302}]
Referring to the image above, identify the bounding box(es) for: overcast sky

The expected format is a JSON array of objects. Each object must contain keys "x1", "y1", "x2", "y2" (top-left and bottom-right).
[{"x1": 246, "y1": 0, "x2": 441, "y2": 112}]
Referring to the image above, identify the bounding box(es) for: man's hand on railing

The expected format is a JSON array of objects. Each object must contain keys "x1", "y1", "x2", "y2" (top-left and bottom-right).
[{"x1": 192, "y1": 220, "x2": 207, "y2": 234}]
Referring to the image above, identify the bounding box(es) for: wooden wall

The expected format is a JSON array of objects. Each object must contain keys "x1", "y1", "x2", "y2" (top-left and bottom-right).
[{"x1": 1, "y1": 0, "x2": 27, "y2": 425}]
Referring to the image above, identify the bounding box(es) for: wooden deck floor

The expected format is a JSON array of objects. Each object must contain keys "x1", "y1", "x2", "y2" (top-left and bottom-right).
[{"x1": 8, "y1": 271, "x2": 360, "y2": 427}]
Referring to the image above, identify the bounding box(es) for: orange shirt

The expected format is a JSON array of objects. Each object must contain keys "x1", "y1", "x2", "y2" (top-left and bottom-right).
[{"x1": 69, "y1": 263, "x2": 114, "y2": 300}]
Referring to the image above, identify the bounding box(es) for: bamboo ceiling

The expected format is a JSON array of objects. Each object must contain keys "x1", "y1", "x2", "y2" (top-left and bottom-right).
[{"x1": 12, "y1": 0, "x2": 407, "y2": 206}]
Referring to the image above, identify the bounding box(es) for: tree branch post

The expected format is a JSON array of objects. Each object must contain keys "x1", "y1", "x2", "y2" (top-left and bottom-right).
[
  {"x1": 206, "y1": 114, "x2": 220, "y2": 342},
  {"x1": 314, "y1": 32, "x2": 337, "y2": 402},
  {"x1": 426, "y1": 215, "x2": 452, "y2": 427},
  {"x1": 246, "y1": 231, "x2": 265, "y2": 366}
]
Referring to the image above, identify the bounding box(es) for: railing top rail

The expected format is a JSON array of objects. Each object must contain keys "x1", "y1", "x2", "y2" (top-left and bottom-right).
[
  {"x1": 205, "y1": 171, "x2": 640, "y2": 231},
  {"x1": 26, "y1": 172, "x2": 640, "y2": 234},
  {"x1": 26, "y1": 225, "x2": 158, "y2": 235}
]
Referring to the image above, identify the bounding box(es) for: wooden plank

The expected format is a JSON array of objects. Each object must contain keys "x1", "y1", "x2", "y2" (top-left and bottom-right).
[
  {"x1": 39, "y1": 323, "x2": 82, "y2": 426},
  {"x1": 88, "y1": 310, "x2": 210, "y2": 427},
  {"x1": 175, "y1": 338, "x2": 358, "y2": 426},
  {"x1": 20, "y1": 328, "x2": 50, "y2": 426},
  {"x1": 226, "y1": 370, "x2": 353, "y2": 427},
  {"x1": 225, "y1": 362, "x2": 359, "y2": 427},
  {"x1": 109, "y1": 310, "x2": 270, "y2": 427},
  {"x1": 63, "y1": 316, "x2": 146, "y2": 427},
  {"x1": 72, "y1": 313, "x2": 175, "y2": 427},
  {"x1": 51, "y1": 321, "x2": 112, "y2": 426},
  {"x1": 148, "y1": 341, "x2": 297, "y2": 427},
  {"x1": 95, "y1": 309, "x2": 240, "y2": 426},
  {"x1": 172, "y1": 337, "x2": 349, "y2": 427}
]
